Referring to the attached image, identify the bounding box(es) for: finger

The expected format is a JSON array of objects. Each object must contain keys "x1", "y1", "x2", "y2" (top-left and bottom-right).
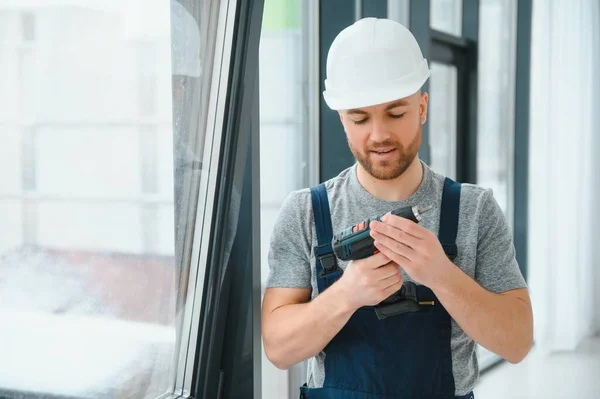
[
  {"x1": 370, "y1": 228, "x2": 422, "y2": 254},
  {"x1": 376, "y1": 270, "x2": 402, "y2": 288},
  {"x1": 379, "y1": 274, "x2": 403, "y2": 294},
  {"x1": 370, "y1": 221, "x2": 424, "y2": 251},
  {"x1": 373, "y1": 262, "x2": 400, "y2": 281},
  {"x1": 363, "y1": 251, "x2": 392, "y2": 269},
  {"x1": 380, "y1": 214, "x2": 428, "y2": 239},
  {"x1": 374, "y1": 241, "x2": 413, "y2": 269},
  {"x1": 372, "y1": 231, "x2": 416, "y2": 261}
]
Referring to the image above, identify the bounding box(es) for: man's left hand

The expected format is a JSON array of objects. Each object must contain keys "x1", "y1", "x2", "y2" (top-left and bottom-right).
[{"x1": 369, "y1": 213, "x2": 455, "y2": 288}]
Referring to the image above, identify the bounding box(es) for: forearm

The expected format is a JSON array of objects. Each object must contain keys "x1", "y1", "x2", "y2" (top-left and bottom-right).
[
  {"x1": 432, "y1": 263, "x2": 533, "y2": 363},
  {"x1": 263, "y1": 283, "x2": 355, "y2": 369}
]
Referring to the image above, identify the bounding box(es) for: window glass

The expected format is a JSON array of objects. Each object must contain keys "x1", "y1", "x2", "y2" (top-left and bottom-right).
[
  {"x1": 430, "y1": 0, "x2": 462, "y2": 36},
  {"x1": 476, "y1": 0, "x2": 517, "y2": 221},
  {"x1": 475, "y1": 0, "x2": 517, "y2": 369},
  {"x1": 387, "y1": 0, "x2": 410, "y2": 27},
  {"x1": 0, "y1": 0, "x2": 218, "y2": 397},
  {"x1": 259, "y1": 0, "x2": 312, "y2": 397},
  {"x1": 429, "y1": 62, "x2": 458, "y2": 180}
]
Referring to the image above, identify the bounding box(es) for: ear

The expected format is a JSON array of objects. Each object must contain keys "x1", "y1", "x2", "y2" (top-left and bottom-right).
[
  {"x1": 419, "y1": 92, "x2": 429, "y2": 125},
  {"x1": 337, "y1": 110, "x2": 350, "y2": 134}
]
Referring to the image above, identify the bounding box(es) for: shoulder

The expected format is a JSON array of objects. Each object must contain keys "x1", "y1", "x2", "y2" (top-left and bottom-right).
[
  {"x1": 282, "y1": 166, "x2": 354, "y2": 211},
  {"x1": 281, "y1": 187, "x2": 312, "y2": 209},
  {"x1": 451, "y1": 182, "x2": 506, "y2": 237},
  {"x1": 458, "y1": 182, "x2": 494, "y2": 210},
  {"x1": 277, "y1": 188, "x2": 312, "y2": 231},
  {"x1": 272, "y1": 172, "x2": 351, "y2": 254},
  {"x1": 426, "y1": 166, "x2": 493, "y2": 209}
]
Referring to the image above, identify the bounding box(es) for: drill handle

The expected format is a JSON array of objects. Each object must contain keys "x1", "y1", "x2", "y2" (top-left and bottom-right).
[{"x1": 373, "y1": 282, "x2": 420, "y2": 320}]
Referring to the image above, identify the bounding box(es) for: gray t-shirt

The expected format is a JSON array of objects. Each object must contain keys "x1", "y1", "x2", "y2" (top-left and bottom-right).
[{"x1": 266, "y1": 161, "x2": 527, "y2": 395}]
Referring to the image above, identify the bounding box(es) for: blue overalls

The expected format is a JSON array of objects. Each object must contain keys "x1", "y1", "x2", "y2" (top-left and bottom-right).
[{"x1": 300, "y1": 178, "x2": 474, "y2": 399}]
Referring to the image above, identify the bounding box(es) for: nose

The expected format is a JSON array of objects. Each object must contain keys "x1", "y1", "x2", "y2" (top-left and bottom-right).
[{"x1": 370, "y1": 117, "x2": 390, "y2": 142}]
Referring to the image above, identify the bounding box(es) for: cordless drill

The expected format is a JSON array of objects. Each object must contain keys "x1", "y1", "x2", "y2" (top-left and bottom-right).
[{"x1": 331, "y1": 205, "x2": 434, "y2": 320}]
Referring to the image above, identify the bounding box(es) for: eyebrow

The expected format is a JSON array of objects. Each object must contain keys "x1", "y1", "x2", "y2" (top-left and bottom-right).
[{"x1": 346, "y1": 100, "x2": 410, "y2": 115}]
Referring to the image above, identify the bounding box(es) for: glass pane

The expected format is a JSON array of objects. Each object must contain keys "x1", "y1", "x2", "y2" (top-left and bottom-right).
[
  {"x1": 475, "y1": 0, "x2": 517, "y2": 371},
  {"x1": 387, "y1": 0, "x2": 410, "y2": 27},
  {"x1": 429, "y1": 62, "x2": 458, "y2": 180},
  {"x1": 0, "y1": 0, "x2": 216, "y2": 397},
  {"x1": 430, "y1": 0, "x2": 463, "y2": 36},
  {"x1": 260, "y1": 0, "x2": 311, "y2": 397},
  {"x1": 477, "y1": 0, "x2": 517, "y2": 220}
]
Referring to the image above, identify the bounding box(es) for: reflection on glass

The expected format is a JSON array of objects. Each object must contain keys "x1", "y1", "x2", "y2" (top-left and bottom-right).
[
  {"x1": 429, "y1": 62, "x2": 458, "y2": 180},
  {"x1": 430, "y1": 0, "x2": 463, "y2": 36},
  {"x1": 259, "y1": 0, "x2": 311, "y2": 398},
  {"x1": 0, "y1": 1, "x2": 210, "y2": 397}
]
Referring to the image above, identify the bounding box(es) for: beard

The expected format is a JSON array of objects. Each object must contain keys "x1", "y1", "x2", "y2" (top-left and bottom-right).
[{"x1": 349, "y1": 125, "x2": 422, "y2": 180}]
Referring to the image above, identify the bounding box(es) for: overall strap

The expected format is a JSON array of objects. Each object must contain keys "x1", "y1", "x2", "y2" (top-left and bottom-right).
[
  {"x1": 310, "y1": 183, "x2": 341, "y2": 294},
  {"x1": 439, "y1": 177, "x2": 462, "y2": 260}
]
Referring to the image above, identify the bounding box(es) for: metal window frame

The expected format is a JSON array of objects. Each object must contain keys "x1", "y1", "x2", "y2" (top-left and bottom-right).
[
  {"x1": 189, "y1": 0, "x2": 264, "y2": 397},
  {"x1": 170, "y1": 0, "x2": 238, "y2": 396},
  {"x1": 305, "y1": 0, "x2": 322, "y2": 189},
  {"x1": 318, "y1": 0, "x2": 355, "y2": 181},
  {"x1": 361, "y1": 0, "x2": 387, "y2": 19},
  {"x1": 409, "y1": 0, "x2": 432, "y2": 164},
  {"x1": 513, "y1": 0, "x2": 533, "y2": 281}
]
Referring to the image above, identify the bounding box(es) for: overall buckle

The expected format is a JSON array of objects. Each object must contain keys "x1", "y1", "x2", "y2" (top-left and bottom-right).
[{"x1": 317, "y1": 253, "x2": 339, "y2": 277}]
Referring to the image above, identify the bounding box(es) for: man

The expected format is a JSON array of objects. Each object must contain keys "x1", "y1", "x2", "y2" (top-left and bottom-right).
[{"x1": 262, "y1": 18, "x2": 533, "y2": 399}]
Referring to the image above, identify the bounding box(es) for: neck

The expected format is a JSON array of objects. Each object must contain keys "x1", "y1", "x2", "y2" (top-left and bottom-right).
[{"x1": 356, "y1": 157, "x2": 424, "y2": 202}]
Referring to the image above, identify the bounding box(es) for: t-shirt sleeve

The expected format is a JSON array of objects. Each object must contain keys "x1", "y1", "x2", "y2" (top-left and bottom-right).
[
  {"x1": 265, "y1": 190, "x2": 313, "y2": 289},
  {"x1": 474, "y1": 189, "x2": 527, "y2": 293}
]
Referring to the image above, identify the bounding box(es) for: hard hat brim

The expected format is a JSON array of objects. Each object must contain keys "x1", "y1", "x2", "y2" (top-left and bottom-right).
[{"x1": 323, "y1": 62, "x2": 431, "y2": 111}]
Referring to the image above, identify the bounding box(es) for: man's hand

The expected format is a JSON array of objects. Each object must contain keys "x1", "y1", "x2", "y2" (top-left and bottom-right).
[
  {"x1": 370, "y1": 210, "x2": 533, "y2": 364},
  {"x1": 369, "y1": 213, "x2": 453, "y2": 289},
  {"x1": 336, "y1": 252, "x2": 403, "y2": 311}
]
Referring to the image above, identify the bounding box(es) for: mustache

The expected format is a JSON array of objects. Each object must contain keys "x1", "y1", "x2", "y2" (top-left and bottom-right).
[{"x1": 367, "y1": 141, "x2": 399, "y2": 151}]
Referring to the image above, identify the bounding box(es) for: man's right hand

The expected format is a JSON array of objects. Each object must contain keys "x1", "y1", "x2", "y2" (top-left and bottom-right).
[
  {"x1": 262, "y1": 252, "x2": 402, "y2": 369},
  {"x1": 336, "y1": 252, "x2": 404, "y2": 310}
]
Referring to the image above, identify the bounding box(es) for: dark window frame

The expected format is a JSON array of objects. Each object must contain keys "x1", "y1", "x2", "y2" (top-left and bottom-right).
[{"x1": 191, "y1": 0, "x2": 263, "y2": 398}]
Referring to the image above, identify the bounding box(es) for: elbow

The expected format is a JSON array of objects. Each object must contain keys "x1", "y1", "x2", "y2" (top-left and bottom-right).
[
  {"x1": 271, "y1": 359, "x2": 292, "y2": 371},
  {"x1": 264, "y1": 344, "x2": 292, "y2": 370},
  {"x1": 506, "y1": 349, "x2": 528, "y2": 364},
  {"x1": 262, "y1": 320, "x2": 294, "y2": 370},
  {"x1": 263, "y1": 332, "x2": 294, "y2": 370},
  {"x1": 506, "y1": 303, "x2": 534, "y2": 364},
  {"x1": 506, "y1": 330, "x2": 534, "y2": 364}
]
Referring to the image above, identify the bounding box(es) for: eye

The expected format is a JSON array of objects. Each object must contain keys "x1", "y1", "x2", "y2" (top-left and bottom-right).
[
  {"x1": 352, "y1": 118, "x2": 368, "y2": 125},
  {"x1": 389, "y1": 113, "x2": 405, "y2": 119}
]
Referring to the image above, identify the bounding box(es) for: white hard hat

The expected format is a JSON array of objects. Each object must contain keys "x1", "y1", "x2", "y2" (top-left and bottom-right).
[{"x1": 323, "y1": 18, "x2": 430, "y2": 110}]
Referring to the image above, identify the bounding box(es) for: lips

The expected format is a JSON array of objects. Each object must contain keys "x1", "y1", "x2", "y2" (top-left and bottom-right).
[{"x1": 371, "y1": 148, "x2": 396, "y2": 154}]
